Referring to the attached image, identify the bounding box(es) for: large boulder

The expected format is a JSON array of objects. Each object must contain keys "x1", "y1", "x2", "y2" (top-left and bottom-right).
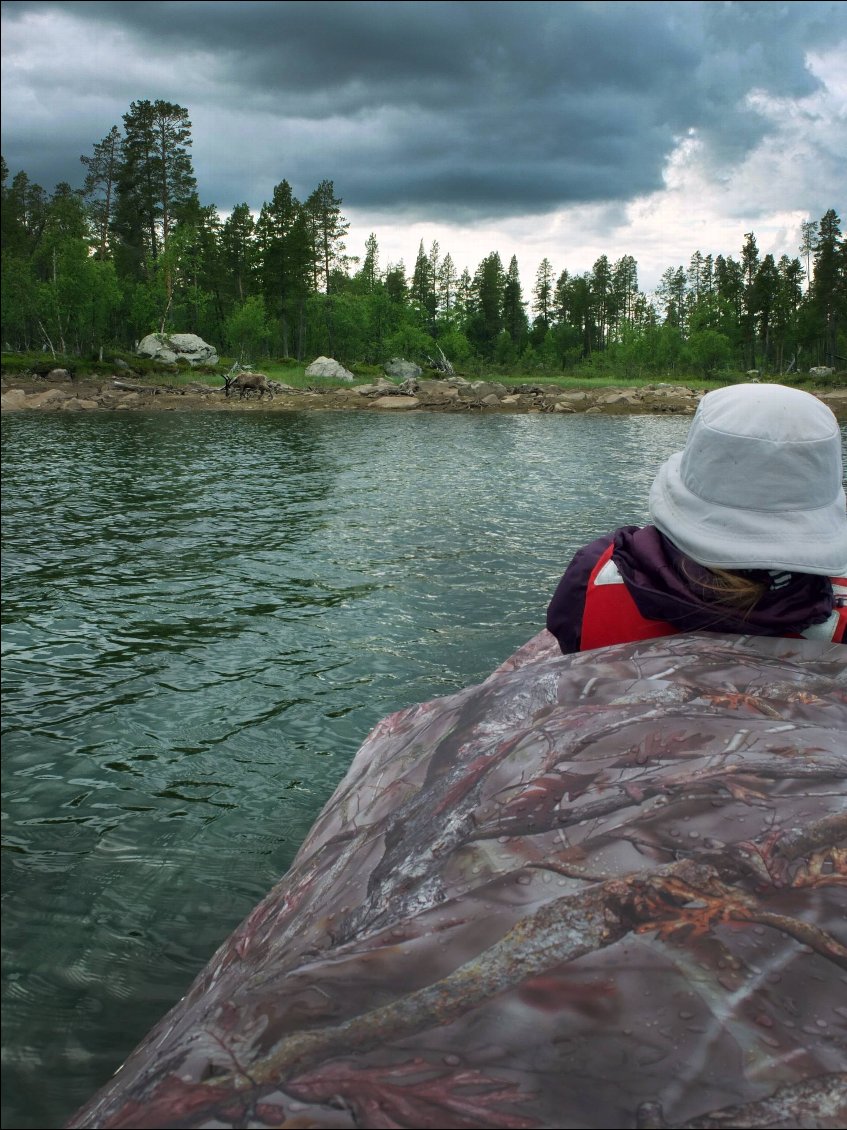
[
  {"x1": 809, "y1": 366, "x2": 835, "y2": 378},
  {"x1": 305, "y1": 356, "x2": 354, "y2": 382},
  {"x1": 0, "y1": 389, "x2": 28, "y2": 412},
  {"x1": 383, "y1": 357, "x2": 422, "y2": 380},
  {"x1": 136, "y1": 333, "x2": 218, "y2": 367},
  {"x1": 457, "y1": 380, "x2": 508, "y2": 402}
]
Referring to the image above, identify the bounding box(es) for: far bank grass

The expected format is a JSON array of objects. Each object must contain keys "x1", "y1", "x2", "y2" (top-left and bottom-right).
[{"x1": 2, "y1": 351, "x2": 841, "y2": 395}]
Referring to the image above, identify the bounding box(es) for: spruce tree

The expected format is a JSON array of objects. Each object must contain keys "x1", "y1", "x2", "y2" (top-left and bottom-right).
[
  {"x1": 533, "y1": 258, "x2": 554, "y2": 330},
  {"x1": 502, "y1": 255, "x2": 527, "y2": 348},
  {"x1": 256, "y1": 181, "x2": 312, "y2": 358},
  {"x1": 221, "y1": 203, "x2": 256, "y2": 304}
]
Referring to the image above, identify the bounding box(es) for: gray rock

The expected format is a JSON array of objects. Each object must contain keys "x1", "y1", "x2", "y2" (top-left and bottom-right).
[
  {"x1": 809, "y1": 366, "x2": 835, "y2": 378},
  {"x1": 384, "y1": 357, "x2": 423, "y2": 380},
  {"x1": 60, "y1": 397, "x2": 99, "y2": 411},
  {"x1": 137, "y1": 333, "x2": 218, "y2": 367},
  {"x1": 459, "y1": 381, "x2": 508, "y2": 402},
  {"x1": 597, "y1": 391, "x2": 640, "y2": 405},
  {"x1": 370, "y1": 395, "x2": 419, "y2": 410},
  {"x1": 28, "y1": 389, "x2": 70, "y2": 409},
  {"x1": 352, "y1": 378, "x2": 396, "y2": 397},
  {"x1": 46, "y1": 368, "x2": 72, "y2": 381},
  {"x1": 1, "y1": 389, "x2": 28, "y2": 412},
  {"x1": 416, "y1": 382, "x2": 459, "y2": 403},
  {"x1": 305, "y1": 356, "x2": 355, "y2": 382}
]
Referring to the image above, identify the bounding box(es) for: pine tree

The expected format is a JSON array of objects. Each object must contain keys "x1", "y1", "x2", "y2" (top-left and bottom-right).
[
  {"x1": 80, "y1": 125, "x2": 122, "y2": 260},
  {"x1": 114, "y1": 99, "x2": 196, "y2": 279},
  {"x1": 740, "y1": 232, "x2": 760, "y2": 368},
  {"x1": 304, "y1": 180, "x2": 349, "y2": 293},
  {"x1": 2, "y1": 168, "x2": 48, "y2": 258},
  {"x1": 799, "y1": 219, "x2": 818, "y2": 293},
  {"x1": 411, "y1": 239, "x2": 435, "y2": 324},
  {"x1": 772, "y1": 254, "x2": 804, "y2": 373},
  {"x1": 437, "y1": 252, "x2": 457, "y2": 315},
  {"x1": 164, "y1": 196, "x2": 223, "y2": 340},
  {"x1": 657, "y1": 266, "x2": 687, "y2": 333},
  {"x1": 752, "y1": 253, "x2": 780, "y2": 370},
  {"x1": 590, "y1": 255, "x2": 613, "y2": 350},
  {"x1": 611, "y1": 255, "x2": 639, "y2": 332},
  {"x1": 808, "y1": 208, "x2": 845, "y2": 368},
  {"x1": 384, "y1": 261, "x2": 408, "y2": 305},
  {"x1": 358, "y1": 233, "x2": 380, "y2": 293},
  {"x1": 553, "y1": 269, "x2": 570, "y2": 325}
]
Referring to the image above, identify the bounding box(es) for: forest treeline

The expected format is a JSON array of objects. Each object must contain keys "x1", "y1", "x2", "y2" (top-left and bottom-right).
[{"x1": 1, "y1": 99, "x2": 844, "y2": 378}]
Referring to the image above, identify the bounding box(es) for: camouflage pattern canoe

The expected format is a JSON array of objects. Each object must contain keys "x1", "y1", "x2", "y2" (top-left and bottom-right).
[{"x1": 68, "y1": 632, "x2": 847, "y2": 1129}]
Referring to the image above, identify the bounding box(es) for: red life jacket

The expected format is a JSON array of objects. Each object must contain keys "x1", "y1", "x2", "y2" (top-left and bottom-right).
[{"x1": 580, "y1": 543, "x2": 847, "y2": 651}]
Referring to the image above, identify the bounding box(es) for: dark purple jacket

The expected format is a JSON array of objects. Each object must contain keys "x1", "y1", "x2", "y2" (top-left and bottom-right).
[{"x1": 546, "y1": 525, "x2": 837, "y2": 654}]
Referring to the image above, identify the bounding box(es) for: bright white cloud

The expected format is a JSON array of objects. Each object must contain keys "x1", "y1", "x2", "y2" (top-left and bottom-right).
[{"x1": 348, "y1": 42, "x2": 846, "y2": 300}]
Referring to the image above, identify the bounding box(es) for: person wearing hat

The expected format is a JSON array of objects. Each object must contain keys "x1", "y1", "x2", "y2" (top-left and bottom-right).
[{"x1": 546, "y1": 383, "x2": 847, "y2": 652}]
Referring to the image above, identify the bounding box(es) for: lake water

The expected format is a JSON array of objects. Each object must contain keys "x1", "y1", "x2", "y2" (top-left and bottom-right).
[{"x1": 1, "y1": 408, "x2": 692, "y2": 1128}]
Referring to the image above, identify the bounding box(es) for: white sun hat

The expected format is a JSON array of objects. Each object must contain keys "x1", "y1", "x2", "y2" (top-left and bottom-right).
[{"x1": 649, "y1": 383, "x2": 847, "y2": 576}]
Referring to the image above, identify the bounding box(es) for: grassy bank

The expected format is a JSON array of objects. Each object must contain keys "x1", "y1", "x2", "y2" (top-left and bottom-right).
[{"x1": 2, "y1": 350, "x2": 842, "y2": 394}]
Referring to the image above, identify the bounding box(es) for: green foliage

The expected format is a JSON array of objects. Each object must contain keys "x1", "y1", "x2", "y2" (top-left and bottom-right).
[
  {"x1": 2, "y1": 107, "x2": 844, "y2": 383},
  {"x1": 437, "y1": 328, "x2": 473, "y2": 365},
  {"x1": 685, "y1": 329, "x2": 733, "y2": 379},
  {"x1": 224, "y1": 296, "x2": 272, "y2": 360},
  {"x1": 384, "y1": 322, "x2": 436, "y2": 362}
]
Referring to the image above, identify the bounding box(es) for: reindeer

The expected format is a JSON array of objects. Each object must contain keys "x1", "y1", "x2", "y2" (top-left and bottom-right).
[{"x1": 223, "y1": 372, "x2": 274, "y2": 400}]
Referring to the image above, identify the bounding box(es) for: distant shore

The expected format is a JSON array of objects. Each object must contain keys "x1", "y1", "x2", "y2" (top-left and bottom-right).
[{"x1": 2, "y1": 375, "x2": 845, "y2": 420}]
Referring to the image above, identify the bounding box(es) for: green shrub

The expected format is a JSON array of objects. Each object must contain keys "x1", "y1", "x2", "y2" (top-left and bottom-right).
[{"x1": 349, "y1": 362, "x2": 383, "y2": 378}]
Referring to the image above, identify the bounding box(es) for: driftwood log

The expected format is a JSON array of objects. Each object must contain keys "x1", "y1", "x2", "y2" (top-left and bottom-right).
[
  {"x1": 110, "y1": 380, "x2": 161, "y2": 394},
  {"x1": 425, "y1": 344, "x2": 456, "y2": 375}
]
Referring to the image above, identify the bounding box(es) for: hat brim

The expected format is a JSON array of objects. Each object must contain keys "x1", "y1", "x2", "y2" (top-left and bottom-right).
[{"x1": 649, "y1": 452, "x2": 847, "y2": 576}]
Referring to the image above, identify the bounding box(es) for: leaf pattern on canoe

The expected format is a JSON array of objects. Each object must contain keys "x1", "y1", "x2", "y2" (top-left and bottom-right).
[{"x1": 68, "y1": 632, "x2": 847, "y2": 1129}]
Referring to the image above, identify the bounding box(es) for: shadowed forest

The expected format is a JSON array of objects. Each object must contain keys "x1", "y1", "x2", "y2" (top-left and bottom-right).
[{"x1": 2, "y1": 99, "x2": 844, "y2": 381}]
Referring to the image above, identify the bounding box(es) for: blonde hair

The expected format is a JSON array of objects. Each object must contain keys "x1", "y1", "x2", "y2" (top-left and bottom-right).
[{"x1": 684, "y1": 564, "x2": 768, "y2": 618}]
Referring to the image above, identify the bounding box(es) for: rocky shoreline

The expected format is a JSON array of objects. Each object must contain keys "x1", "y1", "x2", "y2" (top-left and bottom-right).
[{"x1": 2, "y1": 374, "x2": 845, "y2": 419}]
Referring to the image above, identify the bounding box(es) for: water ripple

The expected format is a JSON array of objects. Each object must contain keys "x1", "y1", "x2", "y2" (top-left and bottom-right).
[{"x1": 1, "y1": 409, "x2": 692, "y2": 1129}]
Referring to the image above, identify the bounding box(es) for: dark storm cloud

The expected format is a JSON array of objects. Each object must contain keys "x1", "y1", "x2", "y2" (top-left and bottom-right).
[{"x1": 2, "y1": 0, "x2": 843, "y2": 218}]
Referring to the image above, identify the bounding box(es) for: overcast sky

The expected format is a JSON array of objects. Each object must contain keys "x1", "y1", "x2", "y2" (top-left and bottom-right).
[{"x1": 2, "y1": 0, "x2": 845, "y2": 293}]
